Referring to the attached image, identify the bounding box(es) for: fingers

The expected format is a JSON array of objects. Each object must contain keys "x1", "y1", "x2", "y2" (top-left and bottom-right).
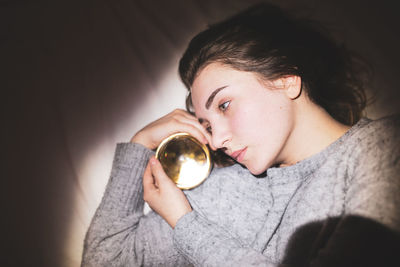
[
  {"x1": 168, "y1": 109, "x2": 210, "y2": 144},
  {"x1": 143, "y1": 156, "x2": 177, "y2": 203},
  {"x1": 169, "y1": 122, "x2": 209, "y2": 144},
  {"x1": 166, "y1": 109, "x2": 215, "y2": 150},
  {"x1": 143, "y1": 155, "x2": 192, "y2": 228},
  {"x1": 132, "y1": 108, "x2": 211, "y2": 150},
  {"x1": 176, "y1": 109, "x2": 213, "y2": 146}
]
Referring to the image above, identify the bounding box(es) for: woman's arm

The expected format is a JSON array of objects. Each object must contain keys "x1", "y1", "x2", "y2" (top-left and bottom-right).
[
  {"x1": 173, "y1": 210, "x2": 400, "y2": 267},
  {"x1": 173, "y1": 210, "x2": 277, "y2": 266},
  {"x1": 81, "y1": 143, "x2": 190, "y2": 266},
  {"x1": 82, "y1": 109, "x2": 210, "y2": 266}
]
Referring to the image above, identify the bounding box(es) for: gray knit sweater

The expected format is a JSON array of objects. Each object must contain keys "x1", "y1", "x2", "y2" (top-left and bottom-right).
[{"x1": 82, "y1": 116, "x2": 400, "y2": 267}]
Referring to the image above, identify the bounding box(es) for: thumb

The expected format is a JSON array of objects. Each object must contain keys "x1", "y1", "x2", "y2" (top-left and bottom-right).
[
  {"x1": 149, "y1": 156, "x2": 172, "y2": 186},
  {"x1": 143, "y1": 160, "x2": 158, "y2": 192}
]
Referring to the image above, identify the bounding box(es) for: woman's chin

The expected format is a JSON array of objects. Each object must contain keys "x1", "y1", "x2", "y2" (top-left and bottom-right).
[
  {"x1": 244, "y1": 160, "x2": 273, "y2": 176},
  {"x1": 246, "y1": 164, "x2": 267, "y2": 176}
]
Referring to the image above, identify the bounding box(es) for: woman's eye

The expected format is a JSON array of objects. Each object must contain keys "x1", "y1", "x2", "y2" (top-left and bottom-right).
[
  {"x1": 219, "y1": 101, "x2": 230, "y2": 111},
  {"x1": 206, "y1": 125, "x2": 212, "y2": 134}
]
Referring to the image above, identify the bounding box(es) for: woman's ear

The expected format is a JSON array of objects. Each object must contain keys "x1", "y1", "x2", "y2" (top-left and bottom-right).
[{"x1": 284, "y1": 76, "x2": 302, "y2": 100}]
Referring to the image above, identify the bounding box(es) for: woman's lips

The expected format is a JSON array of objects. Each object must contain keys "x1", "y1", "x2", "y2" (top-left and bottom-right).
[{"x1": 230, "y1": 147, "x2": 247, "y2": 163}]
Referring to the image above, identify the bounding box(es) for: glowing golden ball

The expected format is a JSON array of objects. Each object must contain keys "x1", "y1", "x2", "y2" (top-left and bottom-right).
[{"x1": 155, "y1": 133, "x2": 212, "y2": 189}]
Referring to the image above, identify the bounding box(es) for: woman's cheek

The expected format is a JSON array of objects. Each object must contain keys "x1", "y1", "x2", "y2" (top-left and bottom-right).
[{"x1": 230, "y1": 106, "x2": 257, "y2": 143}]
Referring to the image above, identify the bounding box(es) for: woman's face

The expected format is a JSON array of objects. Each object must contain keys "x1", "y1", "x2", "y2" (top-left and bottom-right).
[{"x1": 191, "y1": 63, "x2": 296, "y2": 174}]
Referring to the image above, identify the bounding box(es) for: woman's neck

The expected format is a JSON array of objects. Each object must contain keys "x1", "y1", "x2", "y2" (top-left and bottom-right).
[{"x1": 278, "y1": 98, "x2": 351, "y2": 167}]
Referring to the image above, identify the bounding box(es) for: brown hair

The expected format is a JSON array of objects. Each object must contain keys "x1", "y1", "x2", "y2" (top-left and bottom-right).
[{"x1": 179, "y1": 3, "x2": 370, "y2": 165}]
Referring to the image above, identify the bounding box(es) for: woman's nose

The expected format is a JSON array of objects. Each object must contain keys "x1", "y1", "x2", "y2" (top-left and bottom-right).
[{"x1": 210, "y1": 124, "x2": 230, "y2": 149}]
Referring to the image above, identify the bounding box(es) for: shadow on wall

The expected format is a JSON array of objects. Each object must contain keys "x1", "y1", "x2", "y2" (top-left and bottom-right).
[
  {"x1": 282, "y1": 215, "x2": 400, "y2": 267},
  {"x1": 2, "y1": 0, "x2": 400, "y2": 266}
]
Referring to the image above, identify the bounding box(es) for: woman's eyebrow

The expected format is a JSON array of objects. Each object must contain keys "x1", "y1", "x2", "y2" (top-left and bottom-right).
[{"x1": 205, "y1": 86, "x2": 228, "y2": 109}]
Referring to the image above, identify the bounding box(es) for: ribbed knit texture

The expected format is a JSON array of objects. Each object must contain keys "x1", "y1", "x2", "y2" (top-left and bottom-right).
[{"x1": 82, "y1": 115, "x2": 400, "y2": 266}]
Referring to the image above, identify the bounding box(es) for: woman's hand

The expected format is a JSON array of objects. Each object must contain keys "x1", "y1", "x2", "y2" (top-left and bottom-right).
[
  {"x1": 131, "y1": 109, "x2": 213, "y2": 150},
  {"x1": 143, "y1": 156, "x2": 192, "y2": 228}
]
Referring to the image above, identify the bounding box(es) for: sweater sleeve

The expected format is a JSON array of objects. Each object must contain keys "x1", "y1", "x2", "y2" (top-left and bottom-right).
[
  {"x1": 173, "y1": 211, "x2": 277, "y2": 267},
  {"x1": 82, "y1": 143, "x2": 191, "y2": 267},
  {"x1": 173, "y1": 210, "x2": 400, "y2": 267},
  {"x1": 344, "y1": 117, "x2": 400, "y2": 231}
]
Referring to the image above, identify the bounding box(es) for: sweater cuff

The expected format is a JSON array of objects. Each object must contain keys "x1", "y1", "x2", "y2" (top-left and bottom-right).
[
  {"x1": 114, "y1": 142, "x2": 153, "y2": 168},
  {"x1": 173, "y1": 210, "x2": 238, "y2": 265},
  {"x1": 173, "y1": 211, "x2": 274, "y2": 266},
  {"x1": 100, "y1": 142, "x2": 154, "y2": 215}
]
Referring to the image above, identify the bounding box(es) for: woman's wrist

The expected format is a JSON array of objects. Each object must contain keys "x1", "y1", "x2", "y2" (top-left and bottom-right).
[
  {"x1": 171, "y1": 207, "x2": 193, "y2": 229},
  {"x1": 131, "y1": 132, "x2": 152, "y2": 149}
]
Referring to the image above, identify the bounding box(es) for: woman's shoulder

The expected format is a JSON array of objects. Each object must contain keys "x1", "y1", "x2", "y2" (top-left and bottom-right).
[
  {"x1": 343, "y1": 115, "x2": 400, "y2": 230},
  {"x1": 343, "y1": 114, "x2": 399, "y2": 153},
  {"x1": 353, "y1": 114, "x2": 399, "y2": 138},
  {"x1": 325, "y1": 114, "x2": 400, "y2": 186},
  {"x1": 343, "y1": 114, "x2": 400, "y2": 183}
]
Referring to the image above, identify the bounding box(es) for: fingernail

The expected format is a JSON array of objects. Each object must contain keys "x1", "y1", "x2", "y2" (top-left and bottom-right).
[{"x1": 150, "y1": 157, "x2": 156, "y2": 165}]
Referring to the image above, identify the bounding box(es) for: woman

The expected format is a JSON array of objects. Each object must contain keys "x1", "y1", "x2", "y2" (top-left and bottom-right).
[{"x1": 82, "y1": 3, "x2": 400, "y2": 266}]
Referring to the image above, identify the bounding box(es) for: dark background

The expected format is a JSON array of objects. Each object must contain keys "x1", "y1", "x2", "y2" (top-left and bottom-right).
[{"x1": 2, "y1": 0, "x2": 399, "y2": 266}]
